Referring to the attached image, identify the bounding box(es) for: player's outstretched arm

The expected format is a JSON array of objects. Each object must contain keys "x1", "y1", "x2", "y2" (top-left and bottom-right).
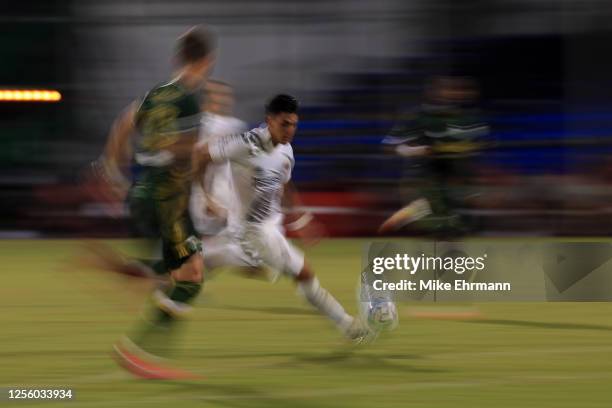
[
  {"x1": 193, "y1": 141, "x2": 212, "y2": 170},
  {"x1": 102, "y1": 102, "x2": 138, "y2": 183},
  {"x1": 192, "y1": 142, "x2": 227, "y2": 220},
  {"x1": 86, "y1": 102, "x2": 137, "y2": 215}
]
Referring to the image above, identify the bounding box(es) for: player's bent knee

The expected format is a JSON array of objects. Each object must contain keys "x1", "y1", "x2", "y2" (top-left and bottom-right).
[
  {"x1": 172, "y1": 253, "x2": 204, "y2": 283},
  {"x1": 295, "y1": 263, "x2": 314, "y2": 282},
  {"x1": 191, "y1": 252, "x2": 205, "y2": 281}
]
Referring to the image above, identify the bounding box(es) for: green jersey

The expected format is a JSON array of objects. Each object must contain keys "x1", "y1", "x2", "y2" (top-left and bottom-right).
[
  {"x1": 384, "y1": 103, "x2": 488, "y2": 158},
  {"x1": 134, "y1": 80, "x2": 201, "y2": 169},
  {"x1": 128, "y1": 80, "x2": 202, "y2": 267}
]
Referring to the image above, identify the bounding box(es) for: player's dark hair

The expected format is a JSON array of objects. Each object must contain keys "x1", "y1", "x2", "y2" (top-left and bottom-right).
[
  {"x1": 176, "y1": 26, "x2": 216, "y2": 65},
  {"x1": 265, "y1": 94, "x2": 299, "y2": 115}
]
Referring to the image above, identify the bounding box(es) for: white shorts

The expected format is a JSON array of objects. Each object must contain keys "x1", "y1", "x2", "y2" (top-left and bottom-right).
[{"x1": 201, "y1": 221, "x2": 304, "y2": 277}]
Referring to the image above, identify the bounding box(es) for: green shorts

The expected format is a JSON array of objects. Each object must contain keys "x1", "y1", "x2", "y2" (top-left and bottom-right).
[{"x1": 128, "y1": 167, "x2": 200, "y2": 271}]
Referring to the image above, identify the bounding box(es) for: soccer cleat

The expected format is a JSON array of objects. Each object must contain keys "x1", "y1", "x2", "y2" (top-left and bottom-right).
[
  {"x1": 112, "y1": 340, "x2": 202, "y2": 380},
  {"x1": 342, "y1": 317, "x2": 376, "y2": 344},
  {"x1": 378, "y1": 198, "x2": 432, "y2": 234}
]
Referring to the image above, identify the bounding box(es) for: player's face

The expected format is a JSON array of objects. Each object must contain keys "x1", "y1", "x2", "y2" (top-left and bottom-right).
[{"x1": 267, "y1": 112, "x2": 298, "y2": 145}]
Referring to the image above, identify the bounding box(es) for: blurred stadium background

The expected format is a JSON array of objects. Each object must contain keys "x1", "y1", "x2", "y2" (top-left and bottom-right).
[{"x1": 4, "y1": 0, "x2": 612, "y2": 238}]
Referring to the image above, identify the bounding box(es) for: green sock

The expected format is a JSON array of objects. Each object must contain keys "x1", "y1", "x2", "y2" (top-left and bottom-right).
[
  {"x1": 167, "y1": 280, "x2": 202, "y2": 303},
  {"x1": 130, "y1": 280, "x2": 202, "y2": 357}
]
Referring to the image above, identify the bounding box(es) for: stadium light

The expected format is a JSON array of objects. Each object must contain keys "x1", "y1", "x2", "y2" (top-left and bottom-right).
[{"x1": 0, "y1": 89, "x2": 62, "y2": 102}]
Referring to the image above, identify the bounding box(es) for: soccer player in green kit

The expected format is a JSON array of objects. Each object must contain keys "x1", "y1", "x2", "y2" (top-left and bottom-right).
[
  {"x1": 379, "y1": 76, "x2": 489, "y2": 237},
  {"x1": 94, "y1": 26, "x2": 215, "y2": 379}
]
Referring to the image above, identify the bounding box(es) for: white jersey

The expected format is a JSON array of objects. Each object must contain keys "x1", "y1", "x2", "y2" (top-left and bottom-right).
[
  {"x1": 209, "y1": 125, "x2": 294, "y2": 226},
  {"x1": 190, "y1": 112, "x2": 246, "y2": 235},
  {"x1": 203, "y1": 125, "x2": 303, "y2": 277}
]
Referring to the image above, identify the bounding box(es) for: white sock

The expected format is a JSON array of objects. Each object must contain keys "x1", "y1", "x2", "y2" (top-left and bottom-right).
[{"x1": 297, "y1": 277, "x2": 353, "y2": 330}]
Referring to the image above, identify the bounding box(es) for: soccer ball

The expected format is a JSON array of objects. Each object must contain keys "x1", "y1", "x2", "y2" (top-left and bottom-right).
[{"x1": 364, "y1": 299, "x2": 399, "y2": 331}]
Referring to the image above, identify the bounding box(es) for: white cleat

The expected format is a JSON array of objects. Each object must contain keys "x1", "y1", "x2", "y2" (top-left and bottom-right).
[{"x1": 342, "y1": 317, "x2": 377, "y2": 344}]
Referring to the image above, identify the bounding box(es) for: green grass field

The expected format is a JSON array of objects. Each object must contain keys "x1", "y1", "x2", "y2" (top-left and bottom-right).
[{"x1": 1, "y1": 239, "x2": 612, "y2": 407}]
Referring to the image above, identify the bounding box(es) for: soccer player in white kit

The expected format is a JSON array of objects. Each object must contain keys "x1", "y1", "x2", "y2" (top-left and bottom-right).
[
  {"x1": 194, "y1": 94, "x2": 370, "y2": 342},
  {"x1": 190, "y1": 80, "x2": 246, "y2": 237}
]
